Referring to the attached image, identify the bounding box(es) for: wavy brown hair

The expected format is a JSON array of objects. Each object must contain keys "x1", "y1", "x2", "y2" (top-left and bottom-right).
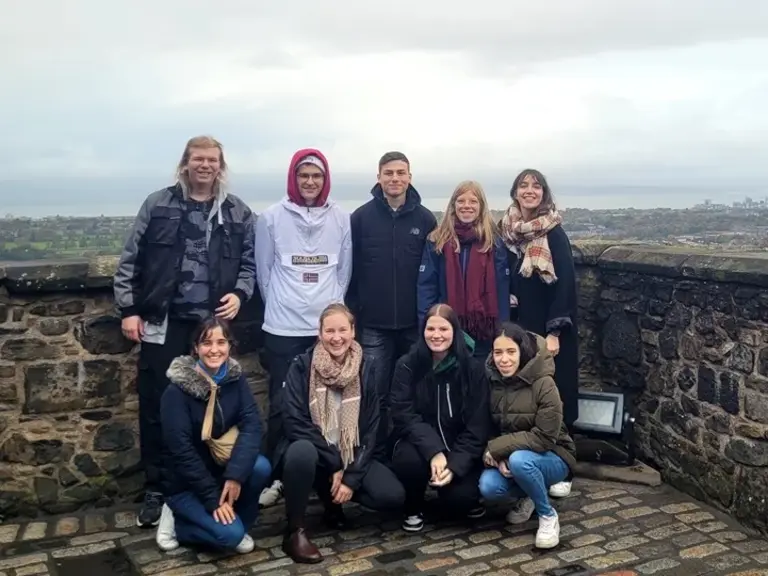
[{"x1": 429, "y1": 180, "x2": 497, "y2": 254}]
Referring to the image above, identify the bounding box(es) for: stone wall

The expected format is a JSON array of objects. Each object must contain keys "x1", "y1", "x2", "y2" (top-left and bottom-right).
[
  {"x1": 573, "y1": 244, "x2": 768, "y2": 534},
  {"x1": 2, "y1": 246, "x2": 768, "y2": 532},
  {"x1": 0, "y1": 258, "x2": 266, "y2": 519}
]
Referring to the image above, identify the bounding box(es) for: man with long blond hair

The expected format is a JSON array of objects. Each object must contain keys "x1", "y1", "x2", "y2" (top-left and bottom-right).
[{"x1": 114, "y1": 135, "x2": 257, "y2": 527}]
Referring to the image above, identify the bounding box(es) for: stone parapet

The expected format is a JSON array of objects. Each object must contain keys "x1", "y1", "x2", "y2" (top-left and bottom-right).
[{"x1": 1, "y1": 244, "x2": 768, "y2": 529}]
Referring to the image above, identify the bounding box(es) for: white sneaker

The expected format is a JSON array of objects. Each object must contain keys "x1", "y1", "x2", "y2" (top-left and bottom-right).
[
  {"x1": 235, "y1": 533, "x2": 254, "y2": 554},
  {"x1": 505, "y1": 497, "x2": 535, "y2": 525},
  {"x1": 155, "y1": 504, "x2": 179, "y2": 551},
  {"x1": 259, "y1": 480, "x2": 283, "y2": 508},
  {"x1": 402, "y1": 513, "x2": 424, "y2": 532},
  {"x1": 549, "y1": 481, "x2": 572, "y2": 498},
  {"x1": 535, "y1": 510, "x2": 560, "y2": 549}
]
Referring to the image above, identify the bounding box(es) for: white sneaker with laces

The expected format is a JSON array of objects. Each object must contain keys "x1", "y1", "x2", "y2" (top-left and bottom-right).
[
  {"x1": 402, "y1": 513, "x2": 424, "y2": 532},
  {"x1": 535, "y1": 510, "x2": 560, "y2": 549},
  {"x1": 259, "y1": 480, "x2": 284, "y2": 508},
  {"x1": 549, "y1": 481, "x2": 572, "y2": 498},
  {"x1": 155, "y1": 504, "x2": 179, "y2": 552},
  {"x1": 505, "y1": 497, "x2": 535, "y2": 525},
  {"x1": 235, "y1": 533, "x2": 255, "y2": 554}
]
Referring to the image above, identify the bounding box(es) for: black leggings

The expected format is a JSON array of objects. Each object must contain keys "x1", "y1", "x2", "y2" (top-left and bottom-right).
[
  {"x1": 390, "y1": 439, "x2": 482, "y2": 516},
  {"x1": 281, "y1": 439, "x2": 405, "y2": 529}
]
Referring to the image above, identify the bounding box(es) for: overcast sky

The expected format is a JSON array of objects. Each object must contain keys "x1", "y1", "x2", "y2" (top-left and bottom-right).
[{"x1": 2, "y1": 1, "x2": 768, "y2": 212}]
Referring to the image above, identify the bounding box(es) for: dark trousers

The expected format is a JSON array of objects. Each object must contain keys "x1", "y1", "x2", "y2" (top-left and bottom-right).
[
  {"x1": 167, "y1": 456, "x2": 272, "y2": 549},
  {"x1": 390, "y1": 439, "x2": 482, "y2": 517},
  {"x1": 137, "y1": 319, "x2": 198, "y2": 493},
  {"x1": 281, "y1": 439, "x2": 405, "y2": 530},
  {"x1": 359, "y1": 326, "x2": 418, "y2": 461},
  {"x1": 263, "y1": 333, "x2": 317, "y2": 463}
]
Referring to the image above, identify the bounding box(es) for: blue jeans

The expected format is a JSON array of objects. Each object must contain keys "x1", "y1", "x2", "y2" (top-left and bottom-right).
[
  {"x1": 167, "y1": 455, "x2": 272, "y2": 550},
  {"x1": 478, "y1": 450, "x2": 568, "y2": 518}
]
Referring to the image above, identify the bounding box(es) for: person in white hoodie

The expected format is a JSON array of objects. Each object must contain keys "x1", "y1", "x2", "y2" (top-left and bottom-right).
[{"x1": 254, "y1": 148, "x2": 352, "y2": 506}]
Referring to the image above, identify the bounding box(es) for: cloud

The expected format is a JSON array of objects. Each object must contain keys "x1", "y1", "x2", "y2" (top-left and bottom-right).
[{"x1": 1, "y1": 0, "x2": 767, "y2": 197}]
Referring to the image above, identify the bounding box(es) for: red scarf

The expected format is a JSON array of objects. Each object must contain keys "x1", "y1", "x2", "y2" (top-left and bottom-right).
[{"x1": 444, "y1": 222, "x2": 499, "y2": 341}]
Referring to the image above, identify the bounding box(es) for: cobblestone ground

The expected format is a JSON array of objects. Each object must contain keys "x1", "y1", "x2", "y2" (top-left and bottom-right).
[{"x1": 2, "y1": 478, "x2": 768, "y2": 576}]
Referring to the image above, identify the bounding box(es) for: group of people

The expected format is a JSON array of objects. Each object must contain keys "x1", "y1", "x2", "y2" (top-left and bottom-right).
[{"x1": 114, "y1": 136, "x2": 580, "y2": 564}]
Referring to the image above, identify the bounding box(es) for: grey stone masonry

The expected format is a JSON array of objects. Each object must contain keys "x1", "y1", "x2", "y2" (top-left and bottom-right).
[{"x1": 1, "y1": 478, "x2": 768, "y2": 576}]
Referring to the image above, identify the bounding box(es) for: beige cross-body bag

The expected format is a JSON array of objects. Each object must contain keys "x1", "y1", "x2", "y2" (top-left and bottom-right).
[{"x1": 196, "y1": 365, "x2": 240, "y2": 465}]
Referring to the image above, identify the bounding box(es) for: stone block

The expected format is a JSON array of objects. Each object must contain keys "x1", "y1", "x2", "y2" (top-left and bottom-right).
[
  {"x1": 23, "y1": 360, "x2": 122, "y2": 414},
  {"x1": 1, "y1": 338, "x2": 61, "y2": 361},
  {"x1": 74, "y1": 315, "x2": 134, "y2": 355}
]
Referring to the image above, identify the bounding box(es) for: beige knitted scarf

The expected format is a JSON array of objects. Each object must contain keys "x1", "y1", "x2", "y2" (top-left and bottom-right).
[
  {"x1": 308, "y1": 340, "x2": 363, "y2": 469},
  {"x1": 500, "y1": 206, "x2": 563, "y2": 284}
]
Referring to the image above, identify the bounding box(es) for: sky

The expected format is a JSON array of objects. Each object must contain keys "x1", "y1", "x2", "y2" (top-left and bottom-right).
[{"x1": 1, "y1": 1, "x2": 768, "y2": 216}]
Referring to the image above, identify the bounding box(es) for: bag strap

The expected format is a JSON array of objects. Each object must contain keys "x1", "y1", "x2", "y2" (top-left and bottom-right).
[{"x1": 195, "y1": 365, "x2": 219, "y2": 442}]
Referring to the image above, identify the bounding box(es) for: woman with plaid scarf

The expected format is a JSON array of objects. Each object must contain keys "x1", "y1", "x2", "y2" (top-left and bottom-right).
[
  {"x1": 274, "y1": 303, "x2": 405, "y2": 564},
  {"x1": 498, "y1": 168, "x2": 579, "y2": 500}
]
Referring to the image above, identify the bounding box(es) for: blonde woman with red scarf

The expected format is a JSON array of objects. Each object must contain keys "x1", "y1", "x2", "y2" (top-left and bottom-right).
[{"x1": 417, "y1": 180, "x2": 510, "y2": 359}]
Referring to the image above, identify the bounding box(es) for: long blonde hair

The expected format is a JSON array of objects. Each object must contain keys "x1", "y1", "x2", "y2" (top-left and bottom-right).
[
  {"x1": 175, "y1": 135, "x2": 228, "y2": 190},
  {"x1": 429, "y1": 180, "x2": 497, "y2": 254}
]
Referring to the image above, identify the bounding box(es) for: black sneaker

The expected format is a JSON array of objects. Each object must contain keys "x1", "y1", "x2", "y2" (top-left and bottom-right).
[
  {"x1": 136, "y1": 491, "x2": 164, "y2": 528},
  {"x1": 402, "y1": 513, "x2": 424, "y2": 532},
  {"x1": 467, "y1": 505, "x2": 486, "y2": 519}
]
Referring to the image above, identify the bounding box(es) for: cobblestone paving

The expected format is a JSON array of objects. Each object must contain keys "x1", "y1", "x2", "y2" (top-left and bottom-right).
[{"x1": 2, "y1": 478, "x2": 768, "y2": 576}]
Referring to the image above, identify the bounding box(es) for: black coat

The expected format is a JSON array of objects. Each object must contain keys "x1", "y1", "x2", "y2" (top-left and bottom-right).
[
  {"x1": 276, "y1": 350, "x2": 380, "y2": 491},
  {"x1": 347, "y1": 184, "x2": 437, "y2": 330},
  {"x1": 390, "y1": 347, "x2": 490, "y2": 478},
  {"x1": 506, "y1": 224, "x2": 579, "y2": 427},
  {"x1": 160, "y1": 356, "x2": 263, "y2": 512}
]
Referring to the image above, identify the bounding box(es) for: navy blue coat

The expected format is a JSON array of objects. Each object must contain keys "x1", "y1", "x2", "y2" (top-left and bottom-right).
[
  {"x1": 160, "y1": 356, "x2": 263, "y2": 512},
  {"x1": 417, "y1": 236, "x2": 510, "y2": 332}
]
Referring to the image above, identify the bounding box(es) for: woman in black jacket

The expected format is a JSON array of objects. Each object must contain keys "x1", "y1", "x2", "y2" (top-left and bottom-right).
[
  {"x1": 156, "y1": 318, "x2": 271, "y2": 554},
  {"x1": 275, "y1": 303, "x2": 405, "y2": 564},
  {"x1": 389, "y1": 303, "x2": 490, "y2": 532},
  {"x1": 499, "y1": 168, "x2": 579, "y2": 499}
]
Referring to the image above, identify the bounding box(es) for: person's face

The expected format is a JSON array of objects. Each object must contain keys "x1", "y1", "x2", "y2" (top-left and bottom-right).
[
  {"x1": 297, "y1": 163, "x2": 325, "y2": 205},
  {"x1": 454, "y1": 190, "x2": 480, "y2": 224},
  {"x1": 492, "y1": 335, "x2": 520, "y2": 377},
  {"x1": 377, "y1": 160, "x2": 411, "y2": 199},
  {"x1": 320, "y1": 312, "x2": 355, "y2": 360},
  {"x1": 195, "y1": 327, "x2": 231, "y2": 371},
  {"x1": 185, "y1": 146, "x2": 221, "y2": 188},
  {"x1": 515, "y1": 174, "x2": 544, "y2": 215},
  {"x1": 424, "y1": 315, "x2": 454, "y2": 354}
]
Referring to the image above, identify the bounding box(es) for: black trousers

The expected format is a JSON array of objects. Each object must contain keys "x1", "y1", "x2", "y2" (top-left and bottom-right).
[
  {"x1": 358, "y1": 326, "x2": 418, "y2": 461},
  {"x1": 137, "y1": 319, "x2": 198, "y2": 493},
  {"x1": 390, "y1": 439, "x2": 482, "y2": 516},
  {"x1": 263, "y1": 333, "x2": 317, "y2": 463},
  {"x1": 281, "y1": 439, "x2": 405, "y2": 530}
]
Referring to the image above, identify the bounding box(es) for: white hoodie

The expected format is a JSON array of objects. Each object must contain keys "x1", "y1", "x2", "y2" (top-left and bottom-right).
[{"x1": 255, "y1": 198, "x2": 352, "y2": 337}]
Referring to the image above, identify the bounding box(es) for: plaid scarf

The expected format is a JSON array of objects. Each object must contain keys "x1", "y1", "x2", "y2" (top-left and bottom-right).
[
  {"x1": 308, "y1": 340, "x2": 363, "y2": 469},
  {"x1": 500, "y1": 206, "x2": 562, "y2": 284}
]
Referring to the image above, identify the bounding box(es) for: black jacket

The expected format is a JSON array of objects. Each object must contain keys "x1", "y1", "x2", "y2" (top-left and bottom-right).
[
  {"x1": 347, "y1": 185, "x2": 437, "y2": 330},
  {"x1": 114, "y1": 183, "x2": 256, "y2": 324},
  {"x1": 277, "y1": 349, "x2": 380, "y2": 491},
  {"x1": 390, "y1": 346, "x2": 490, "y2": 478},
  {"x1": 160, "y1": 356, "x2": 263, "y2": 512}
]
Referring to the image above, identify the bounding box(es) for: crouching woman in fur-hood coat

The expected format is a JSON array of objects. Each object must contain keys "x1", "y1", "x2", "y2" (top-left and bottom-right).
[
  {"x1": 156, "y1": 318, "x2": 272, "y2": 555},
  {"x1": 479, "y1": 322, "x2": 577, "y2": 551},
  {"x1": 275, "y1": 303, "x2": 405, "y2": 565}
]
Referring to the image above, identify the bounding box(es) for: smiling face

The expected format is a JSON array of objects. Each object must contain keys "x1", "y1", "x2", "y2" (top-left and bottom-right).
[
  {"x1": 454, "y1": 190, "x2": 481, "y2": 224},
  {"x1": 320, "y1": 311, "x2": 355, "y2": 360},
  {"x1": 185, "y1": 146, "x2": 222, "y2": 190},
  {"x1": 377, "y1": 159, "x2": 411, "y2": 200},
  {"x1": 297, "y1": 162, "x2": 326, "y2": 205},
  {"x1": 424, "y1": 315, "x2": 454, "y2": 355},
  {"x1": 515, "y1": 174, "x2": 545, "y2": 217},
  {"x1": 194, "y1": 326, "x2": 231, "y2": 372},
  {"x1": 492, "y1": 334, "x2": 521, "y2": 377}
]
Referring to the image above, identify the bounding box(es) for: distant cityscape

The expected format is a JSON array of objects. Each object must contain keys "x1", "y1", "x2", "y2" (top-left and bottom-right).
[{"x1": 0, "y1": 198, "x2": 766, "y2": 261}]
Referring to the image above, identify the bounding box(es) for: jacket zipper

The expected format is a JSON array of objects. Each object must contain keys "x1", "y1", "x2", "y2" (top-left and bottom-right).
[
  {"x1": 392, "y1": 215, "x2": 397, "y2": 328},
  {"x1": 446, "y1": 382, "x2": 454, "y2": 418},
  {"x1": 437, "y1": 382, "x2": 451, "y2": 451}
]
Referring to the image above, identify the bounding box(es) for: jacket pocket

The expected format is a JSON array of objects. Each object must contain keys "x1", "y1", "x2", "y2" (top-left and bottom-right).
[{"x1": 145, "y1": 216, "x2": 180, "y2": 245}]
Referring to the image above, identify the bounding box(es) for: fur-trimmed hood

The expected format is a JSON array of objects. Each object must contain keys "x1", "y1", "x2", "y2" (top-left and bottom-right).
[{"x1": 166, "y1": 355, "x2": 243, "y2": 400}]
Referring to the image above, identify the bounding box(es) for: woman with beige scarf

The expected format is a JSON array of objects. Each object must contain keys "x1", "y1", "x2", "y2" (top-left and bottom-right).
[
  {"x1": 274, "y1": 303, "x2": 405, "y2": 564},
  {"x1": 499, "y1": 168, "x2": 579, "y2": 500}
]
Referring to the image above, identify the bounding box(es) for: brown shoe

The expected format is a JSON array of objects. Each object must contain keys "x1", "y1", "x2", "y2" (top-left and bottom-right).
[{"x1": 282, "y1": 528, "x2": 323, "y2": 564}]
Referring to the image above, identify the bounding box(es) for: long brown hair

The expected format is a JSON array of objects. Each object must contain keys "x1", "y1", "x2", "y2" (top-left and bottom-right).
[
  {"x1": 510, "y1": 169, "x2": 556, "y2": 216},
  {"x1": 429, "y1": 180, "x2": 497, "y2": 254}
]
